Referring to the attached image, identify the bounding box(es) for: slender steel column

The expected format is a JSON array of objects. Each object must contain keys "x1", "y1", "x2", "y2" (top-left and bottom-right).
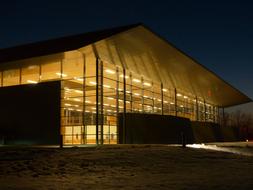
[
  {"x1": 116, "y1": 68, "x2": 119, "y2": 144},
  {"x1": 152, "y1": 82, "x2": 154, "y2": 113},
  {"x1": 195, "y1": 96, "x2": 199, "y2": 121},
  {"x1": 95, "y1": 57, "x2": 99, "y2": 145},
  {"x1": 82, "y1": 54, "x2": 86, "y2": 144},
  {"x1": 161, "y1": 83, "x2": 164, "y2": 115},
  {"x1": 141, "y1": 77, "x2": 144, "y2": 112},
  {"x1": 204, "y1": 100, "x2": 206, "y2": 122},
  {"x1": 175, "y1": 88, "x2": 177, "y2": 116},
  {"x1": 123, "y1": 68, "x2": 127, "y2": 143},
  {"x1": 100, "y1": 60, "x2": 104, "y2": 145},
  {"x1": 129, "y1": 72, "x2": 133, "y2": 112}
]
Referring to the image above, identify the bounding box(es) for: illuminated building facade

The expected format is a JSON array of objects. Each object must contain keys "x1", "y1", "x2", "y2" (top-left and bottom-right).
[{"x1": 0, "y1": 24, "x2": 251, "y2": 145}]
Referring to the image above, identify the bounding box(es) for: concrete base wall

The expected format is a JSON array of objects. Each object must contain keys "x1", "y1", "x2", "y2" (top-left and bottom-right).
[
  {"x1": 0, "y1": 81, "x2": 61, "y2": 145},
  {"x1": 118, "y1": 113, "x2": 242, "y2": 144}
]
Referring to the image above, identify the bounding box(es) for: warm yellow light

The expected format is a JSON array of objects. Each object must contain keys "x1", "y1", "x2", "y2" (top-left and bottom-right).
[
  {"x1": 89, "y1": 81, "x2": 96, "y2": 85},
  {"x1": 170, "y1": 102, "x2": 175, "y2": 105},
  {"x1": 162, "y1": 88, "x2": 167, "y2": 92},
  {"x1": 164, "y1": 101, "x2": 168, "y2": 103},
  {"x1": 64, "y1": 103, "x2": 71, "y2": 106},
  {"x1": 76, "y1": 109, "x2": 82, "y2": 112},
  {"x1": 177, "y1": 93, "x2": 182, "y2": 97},
  {"x1": 73, "y1": 98, "x2": 81, "y2": 102},
  {"x1": 85, "y1": 100, "x2": 91, "y2": 103},
  {"x1": 74, "y1": 77, "x2": 83, "y2": 82},
  {"x1": 107, "y1": 97, "x2": 114, "y2": 100},
  {"x1": 55, "y1": 72, "x2": 67, "y2": 77},
  {"x1": 120, "y1": 74, "x2": 129, "y2": 79},
  {"x1": 134, "y1": 93, "x2": 140, "y2": 96},
  {"x1": 180, "y1": 105, "x2": 184, "y2": 107},
  {"x1": 143, "y1": 82, "x2": 151, "y2": 86},
  {"x1": 75, "y1": 90, "x2": 83, "y2": 94},
  {"x1": 105, "y1": 69, "x2": 115, "y2": 74},
  {"x1": 183, "y1": 96, "x2": 188, "y2": 99},
  {"x1": 103, "y1": 84, "x2": 111, "y2": 88},
  {"x1": 133, "y1": 79, "x2": 141, "y2": 83},
  {"x1": 27, "y1": 80, "x2": 38, "y2": 84}
]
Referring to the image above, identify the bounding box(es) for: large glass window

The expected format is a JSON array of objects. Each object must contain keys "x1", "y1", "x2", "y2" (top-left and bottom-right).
[
  {"x1": 21, "y1": 65, "x2": 40, "y2": 84},
  {"x1": 41, "y1": 61, "x2": 61, "y2": 81},
  {"x1": 3, "y1": 69, "x2": 20, "y2": 86}
]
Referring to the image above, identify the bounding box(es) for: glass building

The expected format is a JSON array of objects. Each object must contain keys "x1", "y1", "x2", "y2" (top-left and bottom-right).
[{"x1": 0, "y1": 24, "x2": 251, "y2": 145}]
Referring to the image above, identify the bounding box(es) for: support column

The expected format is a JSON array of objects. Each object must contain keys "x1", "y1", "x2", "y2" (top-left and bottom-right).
[
  {"x1": 174, "y1": 88, "x2": 177, "y2": 116},
  {"x1": 116, "y1": 68, "x2": 119, "y2": 144},
  {"x1": 100, "y1": 60, "x2": 104, "y2": 145},
  {"x1": 141, "y1": 77, "x2": 144, "y2": 112},
  {"x1": 95, "y1": 57, "x2": 99, "y2": 145},
  {"x1": 195, "y1": 96, "x2": 199, "y2": 121},
  {"x1": 129, "y1": 72, "x2": 133, "y2": 112},
  {"x1": 123, "y1": 68, "x2": 127, "y2": 144},
  {"x1": 204, "y1": 99, "x2": 206, "y2": 122},
  {"x1": 161, "y1": 83, "x2": 164, "y2": 115},
  {"x1": 82, "y1": 53, "x2": 86, "y2": 144}
]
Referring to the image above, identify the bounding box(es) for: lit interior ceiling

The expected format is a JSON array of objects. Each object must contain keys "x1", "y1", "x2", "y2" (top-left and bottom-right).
[{"x1": 93, "y1": 25, "x2": 251, "y2": 107}]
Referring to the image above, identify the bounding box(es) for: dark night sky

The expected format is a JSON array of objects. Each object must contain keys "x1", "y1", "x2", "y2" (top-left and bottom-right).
[{"x1": 0, "y1": 0, "x2": 252, "y2": 113}]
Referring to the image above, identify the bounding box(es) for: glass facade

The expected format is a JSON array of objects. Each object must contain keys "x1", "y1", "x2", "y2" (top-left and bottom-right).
[{"x1": 0, "y1": 48, "x2": 219, "y2": 145}]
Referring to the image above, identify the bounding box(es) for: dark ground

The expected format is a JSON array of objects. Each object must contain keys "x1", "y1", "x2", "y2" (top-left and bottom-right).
[{"x1": 0, "y1": 144, "x2": 253, "y2": 190}]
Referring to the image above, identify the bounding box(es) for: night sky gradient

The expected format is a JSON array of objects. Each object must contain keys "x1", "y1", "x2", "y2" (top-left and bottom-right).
[{"x1": 0, "y1": 0, "x2": 252, "y2": 113}]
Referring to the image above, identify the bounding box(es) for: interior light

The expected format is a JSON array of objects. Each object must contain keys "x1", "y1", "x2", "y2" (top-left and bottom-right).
[
  {"x1": 120, "y1": 74, "x2": 129, "y2": 79},
  {"x1": 74, "y1": 77, "x2": 83, "y2": 82},
  {"x1": 134, "y1": 93, "x2": 140, "y2": 96},
  {"x1": 133, "y1": 79, "x2": 141, "y2": 83},
  {"x1": 180, "y1": 105, "x2": 184, "y2": 107},
  {"x1": 76, "y1": 109, "x2": 82, "y2": 112},
  {"x1": 75, "y1": 90, "x2": 83, "y2": 94},
  {"x1": 143, "y1": 82, "x2": 151, "y2": 86},
  {"x1": 170, "y1": 102, "x2": 175, "y2": 105},
  {"x1": 162, "y1": 88, "x2": 168, "y2": 92},
  {"x1": 73, "y1": 98, "x2": 81, "y2": 102},
  {"x1": 183, "y1": 96, "x2": 188, "y2": 99},
  {"x1": 105, "y1": 69, "x2": 115, "y2": 74},
  {"x1": 177, "y1": 93, "x2": 182, "y2": 97},
  {"x1": 103, "y1": 84, "x2": 111, "y2": 88},
  {"x1": 85, "y1": 110, "x2": 90, "y2": 113},
  {"x1": 85, "y1": 100, "x2": 91, "y2": 103},
  {"x1": 91, "y1": 107, "x2": 96, "y2": 110},
  {"x1": 27, "y1": 80, "x2": 38, "y2": 84},
  {"x1": 89, "y1": 81, "x2": 96, "y2": 85},
  {"x1": 164, "y1": 101, "x2": 168, "y2": 103},
  {"x1": 107, "y1": 97, "x2": 114, "y2": 100},
  {"x1": 55, "y1": 72, "x2": 67, "y2": 77},
  {"x1": 64, "y1": 103, "x2": 71, "y2": 106},
  {"x1": 74, "y1": 105, "x2": 79, "y2": 107}
]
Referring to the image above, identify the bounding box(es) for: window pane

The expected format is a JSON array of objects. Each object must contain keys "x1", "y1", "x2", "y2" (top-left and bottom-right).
[
  {"x1": 41, "y1": 62, "x2": 61, "y2": 81},
  {"x1": 62, "y1": 58, "x2": 83, "y2": 79},
  {"x1": 21, "y1": 65, "x2": 40, "y2": 84},
  {"x1": 3, "y1": 69, "x2": 20, "y2": 86}
]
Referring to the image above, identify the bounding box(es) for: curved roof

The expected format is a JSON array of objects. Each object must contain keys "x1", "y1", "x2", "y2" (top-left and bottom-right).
[{"x1": 0, "y1": 23, "x2": 251, "y2": 107}]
